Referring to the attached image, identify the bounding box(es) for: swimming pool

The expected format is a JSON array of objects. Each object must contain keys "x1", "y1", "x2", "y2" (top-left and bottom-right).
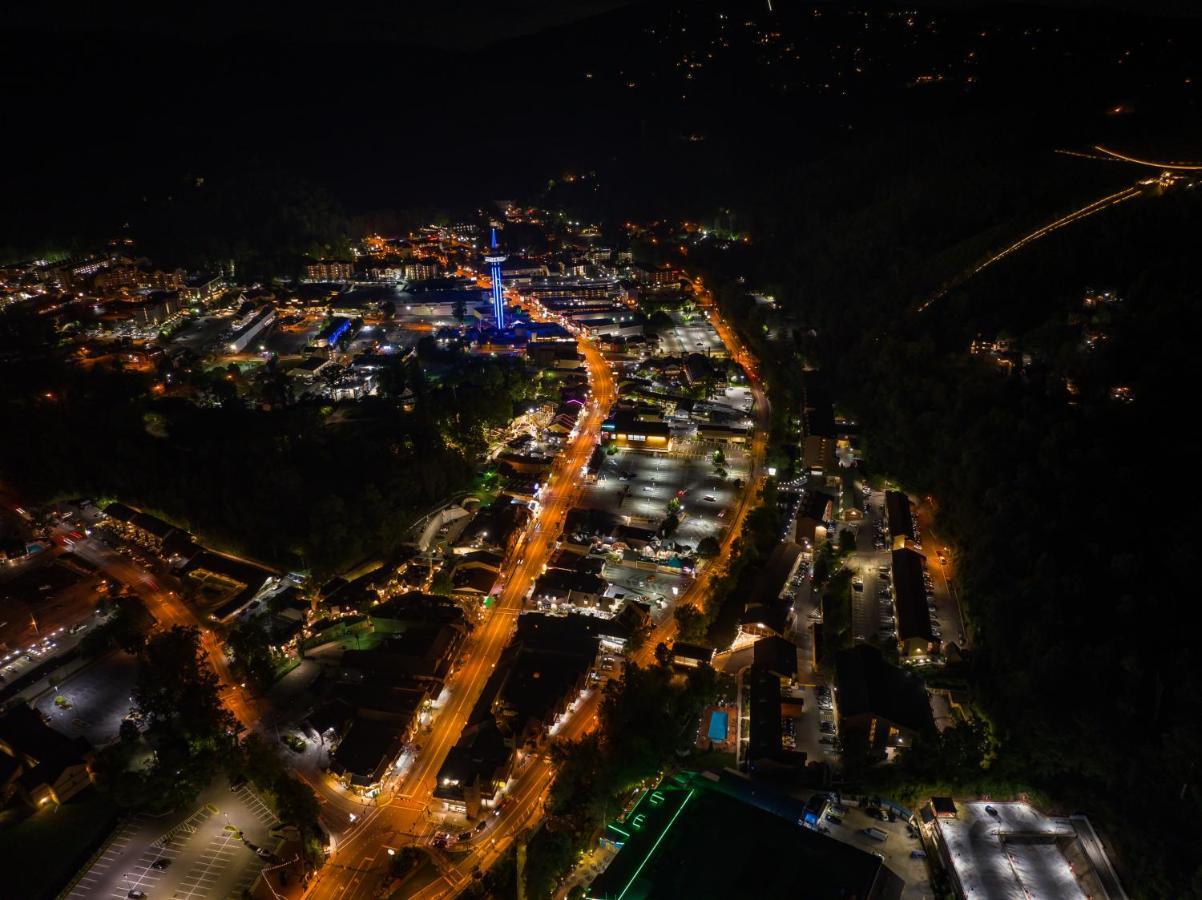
[{"x1": 707, "y1": 710, "x2": 729, "y2": 742}]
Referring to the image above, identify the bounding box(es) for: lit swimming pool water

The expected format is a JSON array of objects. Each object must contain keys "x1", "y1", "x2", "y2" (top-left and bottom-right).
[{"x1": 707, "y1": 710, "x2": 728, "y2": 742}]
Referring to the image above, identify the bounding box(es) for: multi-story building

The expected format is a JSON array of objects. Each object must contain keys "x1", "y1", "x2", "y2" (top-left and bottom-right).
[
  {"x1": 119, "y1": 290, "x2": 185, "y2": 328},
  {"x1": 891, "y1": 547, "x2": 937, "y2": 659},
  {"x1": 403, "y1": 260, "x2": 441, "y2": 282},
  {"x1": 305, "y1": 259, "x2": 355, "y2": 282},
  {"x1": 92, "y1": 263, "x2": 185, "y2": 293},
  {"x1": 181, "y1": 273, "x2": 226, "y2": 306},
  {"x1": 835, "y1": 644, "x2": 934, "y2": 761}
]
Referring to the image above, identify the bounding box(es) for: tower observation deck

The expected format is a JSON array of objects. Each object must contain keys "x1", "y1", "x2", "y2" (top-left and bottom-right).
[{"x1": 484, "y1": 227, "x2": 507, "y2": 329}]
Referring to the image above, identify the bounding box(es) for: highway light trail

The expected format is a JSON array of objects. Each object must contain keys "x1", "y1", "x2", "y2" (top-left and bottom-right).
[
  {"x1": 918, "y1": 184, "x2": 1142, "y2": 313},
  {"x1": 966, "y1": 186, "x2": 1140, "y2": 274},
  {"x1": 1054, "y1": 149, "x2": 1121, "y2": 163},
  {"x1": 1093, "y1": 145, "x2": 1202, "y2": 170}
]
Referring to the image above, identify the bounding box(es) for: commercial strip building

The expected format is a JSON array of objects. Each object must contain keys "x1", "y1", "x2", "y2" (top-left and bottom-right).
[
  {"x1": 185, "y1": 550, "x2": 278, "y2": 621},
  {"x1": 590, "y1": 771, "x2": 903, "y2": 900},
  {"x1": 920, "y1": 799, "x2": 1128, "y2": 900},
  {"x1": 668, "y1": 641, "x2": 714, "y2": 670},
  {"x1": 600, "y1": 411, "x2": 673, "y2": 452},
  {"x1": 102, "y1": 501, "x2": 280, "y2": 620},
  {"x1": 308, "y1": 595, "x2": 468, "y2": 794},
  {"x1": 433, "y1": 613, "x2": 623, "y2": 819},
  {"x1": 226, "y1": 305, "x2": 276, "y2": 352},
  {"x1": 103, "y1": 502, "x2": 181, "y2": 555}
]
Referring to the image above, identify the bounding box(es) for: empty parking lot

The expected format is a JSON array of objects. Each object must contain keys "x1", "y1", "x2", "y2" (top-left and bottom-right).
[{"x1": 67, "y1": 779, "x2": 280, "y2": 900}]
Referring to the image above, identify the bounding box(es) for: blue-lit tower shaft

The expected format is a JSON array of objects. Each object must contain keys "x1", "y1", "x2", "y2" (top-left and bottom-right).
[{"x1": 486, "y1": 227, "x2": 506, "y2": 330}]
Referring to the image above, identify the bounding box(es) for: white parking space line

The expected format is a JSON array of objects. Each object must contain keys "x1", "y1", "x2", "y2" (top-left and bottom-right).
[
  {"x1": 233, "y1": 784, "x2": 279, "y2": 826},
  {"x1": 171, "y1": 826, "x2": 248, "y2": 900}
]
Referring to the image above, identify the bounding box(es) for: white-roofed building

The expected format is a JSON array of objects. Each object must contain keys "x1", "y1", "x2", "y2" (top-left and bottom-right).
[{"x1": 923, "y1": 799, "x2": 1127, "y2": 900}]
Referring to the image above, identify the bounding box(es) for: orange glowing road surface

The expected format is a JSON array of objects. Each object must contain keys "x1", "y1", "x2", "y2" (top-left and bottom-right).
[
  {"x1": 405, "y1": 288, "x2": 770, "y2": 900},
  {"x1": 59, "y1": 541, "x2": 266, "y2": 729},
  {"x1": 302, "y1": 285, "x2": 769, "y2": 900},
  {"x1": 301, "y1": 284, "x2": 766, "y2": 900},
  {"x1": 304, "y1": 298, "x2": 618, "y2": 900}
]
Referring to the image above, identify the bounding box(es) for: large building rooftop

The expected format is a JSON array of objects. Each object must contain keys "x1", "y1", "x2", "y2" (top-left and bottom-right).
[
  {"x1": 932, "y1": 801, "x2": 1094, "y2": 900},
  {"x1": 589, "y1": 773, "x2": 900, "y2": 900}
]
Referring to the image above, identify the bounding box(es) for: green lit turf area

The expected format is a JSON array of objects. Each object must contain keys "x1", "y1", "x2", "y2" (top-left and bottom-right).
[{"x1": 588, "y1": 775, "x2": 888, "y2": 900}]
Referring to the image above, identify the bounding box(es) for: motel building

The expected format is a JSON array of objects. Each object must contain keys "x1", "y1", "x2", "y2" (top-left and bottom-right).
[{"x1": 600, "y1": 412, "x2": 673, "y2": 452}]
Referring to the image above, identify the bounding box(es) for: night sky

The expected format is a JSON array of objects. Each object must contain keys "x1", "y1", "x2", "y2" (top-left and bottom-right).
[{"x1": 2, "y1": 0, "x2": 1198, "y2": 254}]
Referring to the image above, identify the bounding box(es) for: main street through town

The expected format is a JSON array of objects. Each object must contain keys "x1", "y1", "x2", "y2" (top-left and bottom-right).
[
  {"x1": 368, "y1": 284, "x2": 772, "y2": 900},
  {"x1": 304, "y1": 305, "x2": 618, "y2": 900}
]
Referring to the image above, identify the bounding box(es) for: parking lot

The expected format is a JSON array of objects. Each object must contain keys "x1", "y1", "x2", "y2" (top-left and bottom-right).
[
  {"x1": 583, "y1": 440, "x2": 749, "y2": 550},
  {"x1": 845, "y1": 549, "x2": 894, "y2": 645},
  {"x1": 814, "y1": 797, "x2": 934, "y2": 899},
  {"x1": 711, "y1": 384, "x2": 755, "y2": 413},
  {"x1": 656, "y1": 313, "x2": 727, "y2": 357},
  {"x1": 791, "y1": 684, "x2": 839, "y2": 763},
  {"x1": 845, "y1": 490, "x2": 964, "y2": 649},
  {"x1": 34, "y1": 649, "x2": 139, "y2": 746},
  {"x1": 602, "y1": 562, "x2": 688, "y2": 623},
  {"x1": 67, "y1": 778, "x2": 281, "y2": 900},
  {"x1": 167, "y1": 313, "x2": 236, "y2": 354}
]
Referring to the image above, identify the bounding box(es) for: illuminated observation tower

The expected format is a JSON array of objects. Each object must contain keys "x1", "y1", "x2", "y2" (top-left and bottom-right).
[{"x1": 485, "y1": 227, "x2": 507, "y2": 330}]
